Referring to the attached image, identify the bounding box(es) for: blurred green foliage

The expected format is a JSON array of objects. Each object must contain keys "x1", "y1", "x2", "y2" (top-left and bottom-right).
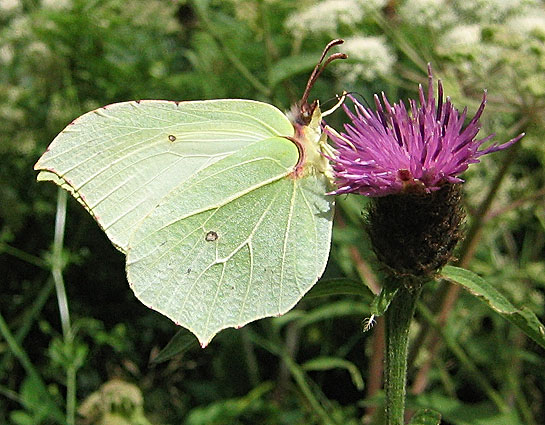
[{"x1": 1, "y1": 0, "x2": 544, "y2": 424}]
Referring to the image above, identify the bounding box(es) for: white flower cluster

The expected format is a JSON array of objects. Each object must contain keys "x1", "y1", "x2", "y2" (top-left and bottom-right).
[
  {"x1": 285, "y1": 0, "x2": 367, "y2": 39},
  {"x1": 398, "y1": 0, "x2": 457, "y2": 30},
  {"x1": 335, "y1": 35, "x2": 395, "y2": 82},
  {"x1": 359, "y1": 0, "x2": 389, "y2": 10},
  {"x1": 506, "y1": 7, "x2": 545, "y2": 37},
  {"x1": 453, "y1": 0, "x2": 541, "y2": 24},
  {"x1": 0, "y1": 44, "x2": 14, "y2": 64},
  {"x1": 0, "y1": 0, "x2": 21, "y2": 15},
  {"x1": 41, "y1": 0, "x2": 72, "y2": 10},
  {"x1": 438, "y1": 24, "x2": 482, "y2": 56}
]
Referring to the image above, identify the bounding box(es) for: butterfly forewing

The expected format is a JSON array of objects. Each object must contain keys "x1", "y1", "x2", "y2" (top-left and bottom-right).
[{"x1": 35, "y1": 99, "x2": 294, "y2": 252}]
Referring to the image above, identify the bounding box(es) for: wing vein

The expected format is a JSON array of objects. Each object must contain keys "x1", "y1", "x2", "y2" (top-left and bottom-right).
[{"x1": 279, "y1": 180, "x2": 297, "y2": 314}]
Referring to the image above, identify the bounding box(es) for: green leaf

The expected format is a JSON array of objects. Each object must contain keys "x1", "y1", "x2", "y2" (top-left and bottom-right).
[
  {"x1": 442, "y1": 266, "x2": 545, "y2": 350},
  {"x1": 409, "y1": 409, "x2": 441, "y2": 425},
  {"x1": 370, "y1": 281, "x2": 399, "y2": 317},
  {"x1": 185, "y1": 382, "x2": 274, "y2": 425},
  {"x1": 35, "y1": 99, "x2": 334, "y2": 346},
  {"x1": 302, "y1": 356, "x2": 364, "y2": 391},
  {"x1": 411, "y1": 393, "x2": 523, "y2": 425},
  {"x1": 9, "y1": 411, "x2": 34, "y2": 425},
  {"x1": 272, "y1": 298, "x2": 371, "y2": 330},
  {"x1": 151, "y1": 329, "x2": 198, "y2": 364},
  {"x1": 19, "y1": 376, "x2": 63, "y2": 424},
  {"x1": 304, "y1": 278, "x2": 374, "y2": 300}
]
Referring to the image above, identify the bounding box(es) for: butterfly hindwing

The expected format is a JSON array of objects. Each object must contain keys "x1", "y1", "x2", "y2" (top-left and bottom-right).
[{"x1": 126, "y1": 137, "x2": 333, "y2": 344}]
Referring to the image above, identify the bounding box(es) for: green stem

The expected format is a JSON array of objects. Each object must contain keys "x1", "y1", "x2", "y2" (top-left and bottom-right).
[
  {"x1": 384, "y1": 282, "x2": 422, "y2": 425},
  {"x1": 0, "y1": 242, "x2": 49, "y2": 269},
  {"x1": 66, "y1": 365, "x2": 77, "y2": 425},
  {"x1": 52, "y1": 188, "x2": 76, "y2": 425},
  {"x1": 53, "y1": 189, "x2": 71, "y2": 340},
  {"x1": 457, "y1": 142, "x2": 522, "y2": 265}
]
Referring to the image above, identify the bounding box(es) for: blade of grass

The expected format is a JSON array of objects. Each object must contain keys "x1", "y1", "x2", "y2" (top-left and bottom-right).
[
  {"x1": 0, "y1": 243, "x2": 48, "y2": 269},
  {"x1": 0, "y1": 311, "x2": 66, "y2": 424},
  {"x1": 51, "y1": 188, "x2": 75, "y2": 425},
  {"x1": 0, "y1": 278, "x2": 54, "y2": 373},
  {"x1": 416, "y1": 302, "x2": 510, "y2": 414},
  {"x1": 247, "y1": 329, "x2": 340, "y2": 425}
]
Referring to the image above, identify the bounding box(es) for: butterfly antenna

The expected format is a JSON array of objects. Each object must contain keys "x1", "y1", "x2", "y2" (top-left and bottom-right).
[
  {"x1": 345, "y1": 91, "x2": 373, "y2": 109},
  {"x1": 299, "y1": 39, "x2": 347, "y2": 110}
]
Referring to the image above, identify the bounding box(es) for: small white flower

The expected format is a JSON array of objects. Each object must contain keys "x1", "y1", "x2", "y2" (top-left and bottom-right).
[
  {"x1": 0, "y1": 0, "x2": 21, "y2": 14},
  {"x1": 7, "y1": 15, "x2": 32, "y2": 39},
  {"x1": 0, "y1": 44, "x2": 14, "y2": 64},
  {"x1": 506, "y1": 9, "x2": 545, "y2": 37},
  {"x1": 439, "y1": 24, "x2": 482, "y2": 53},
  {"x1": 41, "y1": 0, "x2": 72, "y2": 10},
  {"x1": 357, "y1": 0, "x2": 388, "y2": 11},
  {"x1": 28, "y1": 41, "x2": 50, "y2": 56},
  {"x1": 453, "y1": 0, "x2": 541, "y2": 24},
  {"x1": 399, "y1": 0, "x2": 457, "y2": 30},
  {"x1": 335, "y1": 35, "x2": 395, "y2": 82},
  {"x1": 285, "y1": 0, "x2": 366, "y2": 38}
]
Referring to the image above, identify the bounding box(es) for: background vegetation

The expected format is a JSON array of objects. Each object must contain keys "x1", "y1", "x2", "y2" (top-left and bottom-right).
[{"x1": 1, "y1": 0, "x2": 544, "y2": 424}]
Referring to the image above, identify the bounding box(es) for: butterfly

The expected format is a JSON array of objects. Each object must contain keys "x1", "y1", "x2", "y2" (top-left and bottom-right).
[{"x1": 35, "y1": 40, "x2": 346, "y2": 347}]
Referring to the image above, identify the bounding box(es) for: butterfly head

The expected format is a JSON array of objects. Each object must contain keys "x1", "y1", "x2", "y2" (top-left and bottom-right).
[{"x1": 286, "y1": 40, "x2": 346, "y2": 181}]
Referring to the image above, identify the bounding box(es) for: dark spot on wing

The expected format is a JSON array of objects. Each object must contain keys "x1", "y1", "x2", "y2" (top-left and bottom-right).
[
  {"x1": 186, "y1": 268, "x2": 191, "y2": 274},
  {"x1": 168, "y1": 134, "x2": 176, "y2": 142},
  {"x1": 205, "y1": 231, "x2": 218, "y2": 242}
]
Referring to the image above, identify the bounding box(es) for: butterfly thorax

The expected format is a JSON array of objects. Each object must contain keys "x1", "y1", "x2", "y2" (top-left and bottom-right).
[{"x1": 287, "y1": 103, "x2": 333, "y2": 182}]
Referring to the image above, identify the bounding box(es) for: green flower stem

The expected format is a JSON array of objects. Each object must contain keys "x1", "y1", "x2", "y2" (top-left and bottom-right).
[
  {"x1": 52, "y1": 188, "x2": 76, "y2": 425},
  {"x1": 53, "y1": 188, "x2": 71, "y2": 340},
  {"x1": 384, "y1": 281, "x2": 422, "y2": 425},
  {"x1": 0, "y1": 242, "x2": 49, "y2": 269}
]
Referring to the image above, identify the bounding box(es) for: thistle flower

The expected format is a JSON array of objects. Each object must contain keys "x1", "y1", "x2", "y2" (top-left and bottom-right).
[
  {"x1": 327, "y1": 66, "x2": 524, "y2": 279},
  {"x1": 327, "y1": 66, "x2": 523, "y2": 197}
]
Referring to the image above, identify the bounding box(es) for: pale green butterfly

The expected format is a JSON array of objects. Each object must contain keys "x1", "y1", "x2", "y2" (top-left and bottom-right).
[{"x1": 35, "y1": 40, "x2": 346, "y2": 347}]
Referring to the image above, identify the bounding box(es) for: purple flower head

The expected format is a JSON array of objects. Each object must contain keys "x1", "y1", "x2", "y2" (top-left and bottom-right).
[{"x1": 327, "y1": 66, "x2": 524, "y2": 197}]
